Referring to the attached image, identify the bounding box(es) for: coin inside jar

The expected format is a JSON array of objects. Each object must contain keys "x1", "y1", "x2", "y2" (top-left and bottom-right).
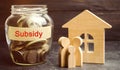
[
  {"x1": 37, "y1": 49, "x2": 44, "y2": 62},
  {"x1": 17, "y1": 15, "x2": 26, "y2": 27},
  {"x1": 12, "y1": 51, "x2": 24, "y2": 63},
  {"x1": 10, "y1": 41, "x2": 23, "y2": 51},
  {"x1": 17, "y1": 14, "x2": 46, "y2": 28},
  {"x1": 40, "y1": 51, "x2": 48, "y2": 62},
  {"x1": 41, "y1": 44, "x2": 49, "y2": 52},
  {"x1": 10, "y1": 41, "x2": 27, "y2": 51},
  {"x1": 26, "y1": 50, "x2": 38, "y2": 64},
  {"x1": 25, "y1": 39, "x2": 47, "y2": 50},
  {"x1": 6, "y1": 5, "x2": 53, "y2": 65}
]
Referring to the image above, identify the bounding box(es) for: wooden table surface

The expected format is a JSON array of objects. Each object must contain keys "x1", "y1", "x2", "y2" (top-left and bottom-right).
[{"x1": 0, "y1": 41, "x2": 120, "y2": 70}]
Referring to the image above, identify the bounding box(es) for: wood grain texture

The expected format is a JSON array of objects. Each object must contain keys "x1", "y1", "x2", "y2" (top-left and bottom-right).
[
  {"x1": 68, "y1": 45, "x2": 76, "y2": 68},
  {"x1": 62, "y1": 10, "x2": 111, "y2": 64},
  {"x1": 58, "y1": 37, "x2": 70, "y2": 67},
  {"x1": 72, "y1": 37, "x2": 83, "y2": 66}
]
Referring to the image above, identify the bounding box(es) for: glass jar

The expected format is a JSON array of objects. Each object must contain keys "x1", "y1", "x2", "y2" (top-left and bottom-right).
[{"x1": 5, "y1": 5, "x2": 53, "y2": 65}]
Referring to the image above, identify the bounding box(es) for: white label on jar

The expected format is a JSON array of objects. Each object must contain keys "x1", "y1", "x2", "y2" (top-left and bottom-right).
[{"x1": 8, "y1": 26, "x2": 51, "y2": 41}]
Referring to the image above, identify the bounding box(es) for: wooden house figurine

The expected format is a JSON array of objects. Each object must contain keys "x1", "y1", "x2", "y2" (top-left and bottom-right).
[{"x1": 62, "y1": 10, "x2": 112, "y2": 64}]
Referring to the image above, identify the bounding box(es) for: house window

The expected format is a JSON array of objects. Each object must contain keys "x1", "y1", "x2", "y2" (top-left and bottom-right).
[
  {"x1": 88, "y1": 34, "x2": 93, "y2": 39},
  {"x1": 80, "y1": 33, "x2": 94, "y2": 52},
  {"x1": 80, "y1": 34, "x2": 85, "y2": 39},
  {"x1": 80, "y1": 34, "x2": 85, "y2": 51},
  {"x1": 88, "y1": 43, "x2": 94, "y2": 51},
  {"x1": 81, "y1": 43, "x2": 85, "y2": 51}
]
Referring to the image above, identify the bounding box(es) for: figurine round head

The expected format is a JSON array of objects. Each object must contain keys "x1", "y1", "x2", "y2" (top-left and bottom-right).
[
  {"x1": 58, "y1": 37, "x2": 70, "y2": 48},
  {"x1": 68, "y1": 45, "x2": 75, "y2": 54},
  {"x1": 72, "y1": 37, "x2": 83, "y2": 48}
]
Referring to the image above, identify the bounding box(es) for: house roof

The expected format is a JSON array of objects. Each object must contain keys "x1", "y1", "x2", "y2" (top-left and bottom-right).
[{"x1": 62, "y1": 10, "x2": 112, "y2": 29}]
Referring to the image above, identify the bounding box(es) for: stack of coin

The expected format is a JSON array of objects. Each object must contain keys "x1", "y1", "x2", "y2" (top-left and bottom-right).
[{"x1": 10, "y1": 14, "x2": 50, "y2": 64}]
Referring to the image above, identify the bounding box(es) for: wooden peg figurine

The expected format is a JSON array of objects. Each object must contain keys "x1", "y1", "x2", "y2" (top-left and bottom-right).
[
  {"x1": 72, "y1": 37, "x2": 83, "y2": 67},
  {"x1": 58, "y1": 37, "x2": 70, "y2": 67},
  {"x1": 68, "y1": 45, "x2": 76, "y2": 68}
]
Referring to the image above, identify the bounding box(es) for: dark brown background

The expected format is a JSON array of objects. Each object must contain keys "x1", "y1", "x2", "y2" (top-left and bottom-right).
[{"x1": 0, "y1": 0, "x2": 120, "y2": 46}]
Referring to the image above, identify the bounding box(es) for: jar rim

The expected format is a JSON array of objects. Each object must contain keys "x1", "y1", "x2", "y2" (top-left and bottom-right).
[
  {"x1": 11, "y1": 5, "x2": 47, "y2": 14},
  {"x1": 12, "y1": 5, "x2": 47, "y2": 9}
]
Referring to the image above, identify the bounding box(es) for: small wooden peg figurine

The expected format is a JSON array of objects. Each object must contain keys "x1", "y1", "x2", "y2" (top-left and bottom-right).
[
  {"x1": 58, "y1": 37, "x2": 70, "y2": 67},
  {"x1": 68, "y1": 45, "x2": 76, "y2": 68},
  {"x1": 58, "y1": 36, "x2": 83, "y2": 68},
  {"x1": 72, "y1": 37, "x2": 83, "y2": 67}
]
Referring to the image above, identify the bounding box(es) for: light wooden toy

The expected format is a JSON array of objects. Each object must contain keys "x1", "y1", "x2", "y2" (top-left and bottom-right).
[
  {"x1": 68, "y1": 45, "x2": 76, "y2": 68},
  {"x1": 58, "y1": 37, "x2": 70, "y2": 67},
  {"x1": 72, "y1": 37, "x2": 83, "y2": 67},
  {"x1": 62, "y1": 10, "x2": 112, "y2": 64},
  {"x1": 58, "y1": 36, "x2": 83, "y2": 68}
]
